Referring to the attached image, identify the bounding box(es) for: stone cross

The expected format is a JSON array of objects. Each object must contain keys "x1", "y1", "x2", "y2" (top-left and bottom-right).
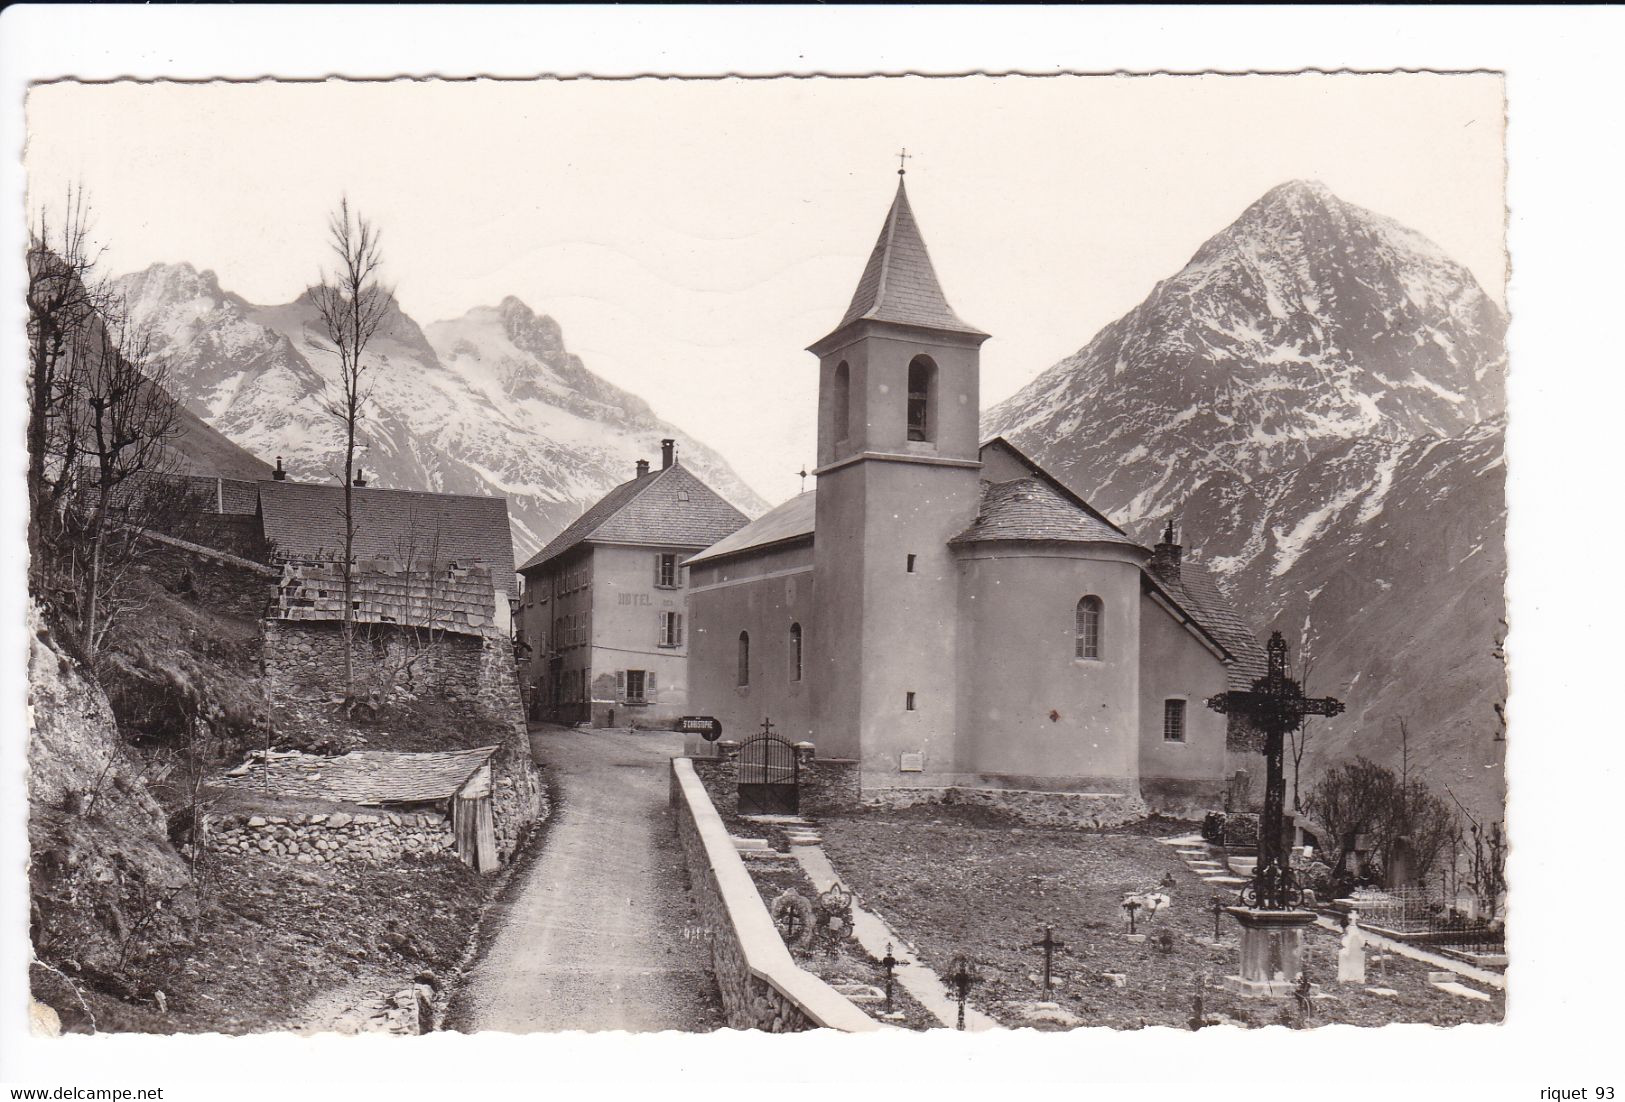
[
  {"x1": 1207, "y1": 632, "x2": 1345, "y2": 909},
  {"x1": 1031, "y1": 925, "x2": 1065, "y2": 992}
]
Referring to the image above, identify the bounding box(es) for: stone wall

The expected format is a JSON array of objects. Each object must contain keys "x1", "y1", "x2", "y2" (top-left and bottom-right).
[
  {"x1": 669, "y1": 758, "x2": 879, "y2": 1033},
  {"x1": 206, "y1": 809, "x2": 453, "y2": 864},
  {"x1": 688, "y1": 751, "x2": 859, "y2": 820},
  {"x1": 863, "y1": 785, "x2": 1149, "y2": 829},
  {"x1": 1138, "y1": 776, "x2": 1225, "y2": 820},
  {"x1": 799, "y1": 758, "x2": 861, "y2": 817}
]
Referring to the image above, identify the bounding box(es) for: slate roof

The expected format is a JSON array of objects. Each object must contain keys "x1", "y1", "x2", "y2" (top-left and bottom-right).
[
  {"x1": 1145, "y1": 558, "x2": 1270, "y2": 691},
  {"x1": 977, "y1": 438, "x2": 1133, "y2": 539},
  {"x1": 684, "y1": 491, "x2": 816, "y2": 568},
  {"x1": 220, "y1": 746, "x2": 500, "y2": 805},
  {"x1": 950, "y1": 478, "x2": 1144, "y2": 548},
  {"x1": 518, "y1": 463, "x2": 749, "y2": 573},
  {"x1": 822, "y1": 179, "x2": 987, "y2": 342},
  {"x1": 257, "y1": 480, "x2": 517, "y2": 595}
]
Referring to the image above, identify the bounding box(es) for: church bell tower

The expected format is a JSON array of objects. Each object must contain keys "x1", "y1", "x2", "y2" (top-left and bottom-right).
[{"x1": 807, "y1": 172, "x2": 990, "y2": 784}]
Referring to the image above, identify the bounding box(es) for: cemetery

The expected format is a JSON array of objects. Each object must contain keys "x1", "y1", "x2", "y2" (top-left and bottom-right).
[{"x1": 810, "y1": 804, "x2": 1503, "y2": 1029}]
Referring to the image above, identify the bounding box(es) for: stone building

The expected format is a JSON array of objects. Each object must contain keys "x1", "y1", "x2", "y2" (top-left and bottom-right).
[
  {"x1": 683, "y1": 178, "x2": 1267, "y2": 819},
  {"x1": 515, "y1": 440, "x2": 749, "y2": 728}
]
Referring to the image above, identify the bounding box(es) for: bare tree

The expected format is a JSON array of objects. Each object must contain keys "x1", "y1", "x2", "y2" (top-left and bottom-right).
[
  {"x1": 27, "y1": 187, "x2": 110, "y2": 558},
  {"x1": 74, "y1": 310, "x2": 181, "y2": 655},
  {"x1": 307, "y1": 198, "x2": 390, "y2": 702}
]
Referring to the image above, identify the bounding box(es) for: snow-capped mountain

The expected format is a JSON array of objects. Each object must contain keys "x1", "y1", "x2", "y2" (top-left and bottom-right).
[
  {"x1": 985, "y1": 181, "x2": 1507, "y2": 821},
  {"x1": 115, "y1": 264, "x2": 769, "y2": 562},
  {"x1": 987, "y1": 180, "x2": 1504, "y2": 526}
]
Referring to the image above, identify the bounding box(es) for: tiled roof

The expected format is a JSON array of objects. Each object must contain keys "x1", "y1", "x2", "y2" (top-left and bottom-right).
[
  {"x1": 977, "y1": 438, "x2": 1132, "y2": 539},
  {"x1": 257, "y1": 480, "x2": 518, "y2": 595},
  {"x1": 518, "y1": 463, "x2": 749, "y2": 573},
  {"x1": 950, "y1": 478, "x2": 1143, "y2": 548},
  {"x1": 685, "y1": 491, "x2": 816, "y2": 568},
  {"x1": 825, "y1": 179, "x2": 986, "y2": 340},
  {"x1": 219, "y1": 746, "x2": 499, "y2": 805},
  {"x1": 1145, "y1": 558, "x2": 1270, "y2": 691}
]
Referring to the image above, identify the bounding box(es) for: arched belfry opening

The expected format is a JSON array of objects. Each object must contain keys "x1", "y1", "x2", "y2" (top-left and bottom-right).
[{"x1": 907, "y1": 355, "x2": 937, "y2": 442}]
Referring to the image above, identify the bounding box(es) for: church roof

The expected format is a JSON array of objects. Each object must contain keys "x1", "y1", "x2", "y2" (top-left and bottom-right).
[
  {"x1": 1145, "y1": 559, "x2": 1270, "y2": 691},
  {"x1": 949, "y1": 478, "x2": 1144, "y2": 548},
  {"x1": 518, "y1": 463, "x2": 748, "y2": 573},
  {"x1": 684, "y1": 490, "x2": 816, "y2": 568},
  {"x1": 819, "y1": 179, "x2": 987, "y2": 344},
  {"x1": 257, "y1": 479, "x2": 517, "y2": 596}
]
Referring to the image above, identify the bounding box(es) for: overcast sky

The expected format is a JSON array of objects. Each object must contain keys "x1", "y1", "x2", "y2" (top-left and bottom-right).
[{"x1": 25, "y1": 73, "x2": 1505, "y2": 504}]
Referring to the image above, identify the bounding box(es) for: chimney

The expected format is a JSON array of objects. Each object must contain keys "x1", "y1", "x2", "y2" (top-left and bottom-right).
[
  {"x1": 660, "y1": 438, "x2": 676, "y2": 470},
  {"x1": 272, "y1": 456, "x2": 286, "y2": 481},
  {"x1": 1151, "y1": 518, "x2": 1182, "y2": 581},
  {"x1": 353, "y1": 467, "x2": 368, "y2": 487},
  {"x1": 635, "y1": 459, "x2": 650, "y2": 478}
]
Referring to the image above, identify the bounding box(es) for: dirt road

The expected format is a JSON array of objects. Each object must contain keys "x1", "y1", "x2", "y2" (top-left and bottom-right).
[{"x1": 451, "y1": 726, "x2": 722, "y2": 1033}]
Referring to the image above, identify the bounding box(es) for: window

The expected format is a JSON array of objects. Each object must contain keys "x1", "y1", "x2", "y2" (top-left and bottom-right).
[
  {"x1": 833, "y1": 361, "x2": 851, "y2": 441},
  {"x1": 1075, "y1": 596, "x2": 1103, "y2": 659},
  {"x1": 1163, "y1": 699, "x2": 1187, "y2": 742},
  {"x1": 905, "y1": 691, "x2": 917, "y2": 711},
  {"x1": 655, "y1": 552, "x2": 680, "y2": 589},
  {"x1": 907, "y1": 356, "x2": 936, "y2": 442},
  {"x1": 624, "y1": 669, "x2": 646, "y2": 704},
  {"x1": 906, "y1": 553, "x2": 916, "y2": 573},
  {"x1": 737, "y1": 631, "x2": 751, "y2": 687},
  {"x1": 659, "y1": 611, "x2": 684, "y2": 648},
  {"x1": 789, "y1": 622, "x2": 803, "y2": 682}
]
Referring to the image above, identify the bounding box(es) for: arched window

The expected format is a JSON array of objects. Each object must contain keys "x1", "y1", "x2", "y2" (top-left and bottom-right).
[
  {"x1": 1075, "y1": 596, "x2": 1103, "y2": 659},
  {"x1": 907, "y1": 355, "x2": 936, "y2": 442},
  {"x1": 789, "y1": 622, "x2": 803, "y2": 682},
  {"x1": 832, "y1": 361, "x2": 851, "y2": 442},
  {"x1": 738, "y1": 630, "x2": 751, "y2": 687}
]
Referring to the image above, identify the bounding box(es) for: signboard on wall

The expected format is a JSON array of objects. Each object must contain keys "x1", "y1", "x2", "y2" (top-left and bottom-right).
[{"x1": 678, "y1": 716, "x2": 723, "y2": 742}]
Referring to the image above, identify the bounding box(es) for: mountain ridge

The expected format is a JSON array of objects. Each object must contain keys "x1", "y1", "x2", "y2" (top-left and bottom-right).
[{"x1": 116, "y1": 262, "x2": 770, "y2": 563}]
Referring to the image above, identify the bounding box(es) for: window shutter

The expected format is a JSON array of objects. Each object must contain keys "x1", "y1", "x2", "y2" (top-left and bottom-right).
[
  {"x1": 647, "y1": 671, "x2": 657, "y2": 700},
  {"x1": 676, "y1": 614, "x2": 684, "y2": 646},
  {"x1": 615, "y1": 669, "x2": 627, "y2": 702}
]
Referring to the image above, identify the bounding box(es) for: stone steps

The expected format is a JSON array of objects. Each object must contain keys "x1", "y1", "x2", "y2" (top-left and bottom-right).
[{"x1": 1202, "y1": 875, "x2": 1248, "y2": 886}]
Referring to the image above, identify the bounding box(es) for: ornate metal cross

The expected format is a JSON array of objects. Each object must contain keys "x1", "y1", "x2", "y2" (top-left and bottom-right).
[
  {"x1": 1032, "y1": 924, "x2": 1065, "y2": 992},
  {"x1": 880, "y1": 943, "x2": 898, "y2": 1009},
  {"x1": 1207, "y1": 631, "x2": 1344, "y2": 909},
  {"x1": 897, "y1": 147, "x2": 912, "y2": 176},
  {"x1": 758, "y1": 716, "x2": 777, "y2": 738},
  {"x1": 948, "y1": 954, "x2": 978, "y2": 1031}
]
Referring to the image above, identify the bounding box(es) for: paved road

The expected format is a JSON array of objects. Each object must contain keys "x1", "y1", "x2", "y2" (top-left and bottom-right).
[{"x1": 452, "y1": 726, "x2": 723, "y2": 1033}]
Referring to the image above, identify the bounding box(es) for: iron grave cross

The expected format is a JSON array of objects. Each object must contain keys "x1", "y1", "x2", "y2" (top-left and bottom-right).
[{"x1": 1207, "y1": 631, "x2": 1344, "y2": 909}]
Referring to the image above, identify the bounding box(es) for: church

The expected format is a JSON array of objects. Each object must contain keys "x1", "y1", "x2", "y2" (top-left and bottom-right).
[{"x1": 684, "y1": 176, "x2": 1267, "y2": 820}]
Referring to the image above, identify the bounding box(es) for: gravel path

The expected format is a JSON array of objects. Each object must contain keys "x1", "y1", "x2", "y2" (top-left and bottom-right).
[{"x1": 453, "y1": 726, "x2": 723, "y2": 1033}]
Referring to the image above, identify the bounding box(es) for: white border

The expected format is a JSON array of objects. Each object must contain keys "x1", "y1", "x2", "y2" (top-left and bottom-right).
[{"x1": 2, "y1": 6, "x2": 1621, "y2": 1099}]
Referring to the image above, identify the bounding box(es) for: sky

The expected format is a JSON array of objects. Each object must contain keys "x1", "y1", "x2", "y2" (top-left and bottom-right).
[{"x1": 24, "y1": 73, "x2": 1506, "y2": 505}]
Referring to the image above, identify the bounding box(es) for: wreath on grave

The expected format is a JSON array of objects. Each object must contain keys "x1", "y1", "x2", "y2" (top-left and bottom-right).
[{"x1": 770, "y1": 889, "x2": 817, "y2": 948}]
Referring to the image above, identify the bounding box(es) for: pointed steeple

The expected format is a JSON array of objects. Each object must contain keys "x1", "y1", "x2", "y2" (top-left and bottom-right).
[{"x1": 819, "y1": 178, "x2": 986, "y2": 345}]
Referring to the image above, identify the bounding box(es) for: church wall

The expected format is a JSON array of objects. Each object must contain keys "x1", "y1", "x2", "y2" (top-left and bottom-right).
[
  {"x1": 808, "y1": 463, "x2": 869, "y2": 760},
  {"x1": 687, "y1": 542, "x2": 815, "y2": 746},
  {"x1": 850, "y1": 460, "x2": 982, "y2": 787},
  {"x1": 1137, "y1": 592, "x2": 1230, "y2": 816},
  {"x1": 949, "y1": 545, "x2": 1144, "y2": 791}
]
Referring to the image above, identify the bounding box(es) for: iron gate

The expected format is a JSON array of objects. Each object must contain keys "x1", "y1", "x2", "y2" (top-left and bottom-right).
[{"x1": 738, "y1": 734, "x2": 799, "y2": 815}]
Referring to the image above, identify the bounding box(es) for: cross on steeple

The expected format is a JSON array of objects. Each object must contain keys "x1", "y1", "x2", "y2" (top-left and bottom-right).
[
  {"x1": 897, "y1": 147, "x2": 912, "y2": 176},
  {"x1": 1207, "y1": 632, "x2": 1345, "y2": 909}
]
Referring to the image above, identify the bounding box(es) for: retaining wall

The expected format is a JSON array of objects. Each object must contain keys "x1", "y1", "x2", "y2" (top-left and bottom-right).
[
  {"x1": 206, "y1": 810, "x2": 453, "y2": 864},
  {"x1": 669, "y1": 757, "x2": 879, "y2": 1033},
  {"x1": 864, "y1": 785, "x2": 1149, "y2": 829}
]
